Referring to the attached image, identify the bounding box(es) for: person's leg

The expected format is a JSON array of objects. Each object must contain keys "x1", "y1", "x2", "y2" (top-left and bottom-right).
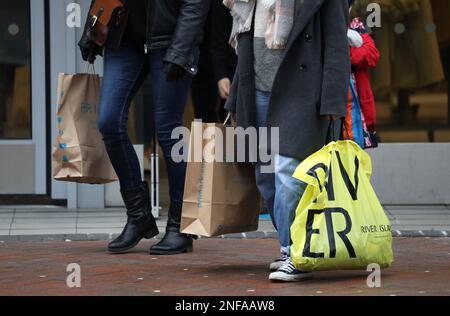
[
  {"x1": 269, "y1": 154, "x2": 311, "y2": 281},
  {"x1": 254, "y1": 90, "x2": 276, "y2": 227},
  {"x1": 149, "y1": 48, "x2": 198, "y2": 255},
  {"x1": 98, "y1": 43, "x2": 159, "y2": 253},
  {"x1": 98, "y1": 44, "x2": 148, "y2": 190},
  {"x1": 273, "y1": 155, "x2": 307, "y2": 256}
]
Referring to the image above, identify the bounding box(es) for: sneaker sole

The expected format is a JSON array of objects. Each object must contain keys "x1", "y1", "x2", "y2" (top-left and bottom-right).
[
  {"x1": 108, "y1": 228, "x2": 160, "y2": 254},
  {"x1": 269, "y1": 273, "x2": 314, "y2": 282}
]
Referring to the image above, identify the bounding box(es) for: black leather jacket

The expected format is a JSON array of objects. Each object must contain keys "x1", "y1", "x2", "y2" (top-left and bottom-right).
[
  {"x1": 143, "y1": 0, "x2": 210, "y2": 75},
  {"x1": 82, "y1": 0, "x2": 209, "y2": 75}
]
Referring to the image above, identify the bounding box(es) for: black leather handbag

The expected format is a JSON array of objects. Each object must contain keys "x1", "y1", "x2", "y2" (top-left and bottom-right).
[{"x1": 78, "y1": 0, "x2": 128, "y2": 63}]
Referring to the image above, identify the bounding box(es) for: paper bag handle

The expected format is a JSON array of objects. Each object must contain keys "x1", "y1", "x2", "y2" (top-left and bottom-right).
[
  {"x1": 223, "y1": 112, "x2": 236, "y2": 127},
  {"x1": 84, "y1": 62, "x2": 96, "y2": 75}
]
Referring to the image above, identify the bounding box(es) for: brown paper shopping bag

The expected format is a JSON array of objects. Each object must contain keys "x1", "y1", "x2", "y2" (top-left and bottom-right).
[
  {"x1": 181, "y1": 121, "x2": 261, "y2": 237},
  {"x1": 52, "y1": 72, "x2": 117, "y2": 184}
]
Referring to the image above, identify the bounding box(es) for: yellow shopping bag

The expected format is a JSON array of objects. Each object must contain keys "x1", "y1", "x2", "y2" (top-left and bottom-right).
[{"x1": 291, "y1": 140, "x2": 394, "y2": 271}]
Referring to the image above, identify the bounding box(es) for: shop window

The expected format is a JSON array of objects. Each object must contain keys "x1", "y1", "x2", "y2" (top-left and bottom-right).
[
  {"x1": 352, "y1": 0, "x2": 449, "y2": 143},
  {"x1": 0, "y1": 0, "x2": 31, "y2": 140}
]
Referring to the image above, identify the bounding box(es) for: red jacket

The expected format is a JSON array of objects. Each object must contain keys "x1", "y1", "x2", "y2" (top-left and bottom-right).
[{"x1": 350, "y1": 33, "x2": 380, "y2": 127}]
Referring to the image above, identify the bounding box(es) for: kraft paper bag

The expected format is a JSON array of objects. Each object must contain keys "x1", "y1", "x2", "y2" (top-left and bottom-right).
[
  {"x1": 181, "y1": 121, "x2": 261, "y2": 237},
  {"x1": 52, "y1": 73, "x2": 117, "y2": 184}
]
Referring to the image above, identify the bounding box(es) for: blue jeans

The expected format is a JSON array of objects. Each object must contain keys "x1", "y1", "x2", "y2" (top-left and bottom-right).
[
  {"x1": 98, "y1": 43, "x2": 195, "y2": 206},
  {"x1": 255, "y1": 90, "x2": 307, "y2": 256}
]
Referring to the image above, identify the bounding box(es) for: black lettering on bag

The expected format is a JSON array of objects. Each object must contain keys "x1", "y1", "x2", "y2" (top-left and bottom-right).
[
  {"x1": 303, "y1": 208, "x2": 356, "y2": 259},
  {"x1": 326, "y1": 208, "x2": 356, "y2": 258},
  {"x1": 334, "y1": 152, "x2": 359, "y2": 201},
  {"x1": 326, "y1": 163, "x2": 335, "y2": 201},
  {"x1": 305, "y1": 151, "x2": 359, "y2": 202},
  {"x1": 303, "y1": 209, "x2": 325, "y2": 258},
  {"x1": 306, "y1": 163, "x2": 328, "y2": 193}
]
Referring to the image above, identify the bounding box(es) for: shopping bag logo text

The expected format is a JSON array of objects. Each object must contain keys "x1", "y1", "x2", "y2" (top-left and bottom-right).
[{"x1": 303, "y1": 151, "x2": 360, "y2": 259}]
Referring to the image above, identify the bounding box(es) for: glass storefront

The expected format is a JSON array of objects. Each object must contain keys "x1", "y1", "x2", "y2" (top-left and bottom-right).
[
  {"x1": 0, "y1": 0, "x2": 32, "y2": 140},
  {"x1": 352, "y1": 0, "x2": 450, "y2": 143}
]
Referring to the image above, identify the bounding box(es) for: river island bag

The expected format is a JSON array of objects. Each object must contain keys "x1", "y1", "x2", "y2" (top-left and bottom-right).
[{"x1": 291, "y1": 140, "x2": 394, "y2": 271}]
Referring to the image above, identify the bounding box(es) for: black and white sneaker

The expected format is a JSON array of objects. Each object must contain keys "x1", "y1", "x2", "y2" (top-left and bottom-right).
[
  {"x1": 269, "y1": 255, "x2": 290, "y2": 271},
  {"x1": 269, "y1": 258, "x2": 313, "y2": 282}
]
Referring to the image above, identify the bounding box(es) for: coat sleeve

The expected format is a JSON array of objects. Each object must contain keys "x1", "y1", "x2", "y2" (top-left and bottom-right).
[
  {"x1": 163, "y1": 0, "x2": 210, "y2": 74},
  {"x1": 319, "y1": 0, "x2": 351, "y2": 117},
  {"x1": 350, "y1": 33, "x2": 380, "y2": 69},
  {"x1": 210, "y1": 0, "x2": 233, "y2": 83},
  {"x1": 224, "y1": 71, "x2": 239, "y2": 114}
]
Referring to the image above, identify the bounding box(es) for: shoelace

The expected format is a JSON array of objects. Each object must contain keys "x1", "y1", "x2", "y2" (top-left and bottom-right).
[
  {"x1": 278, "y1": 259, "x2": 298, "y2": 274},
  {"x1": 276, "y1": 255, "x2": 289, "y2": 262}
]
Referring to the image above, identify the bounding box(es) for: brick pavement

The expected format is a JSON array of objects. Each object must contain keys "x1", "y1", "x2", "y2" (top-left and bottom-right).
[{"x1": 0, "y1": 238, "x2": 449, "y2": 296}]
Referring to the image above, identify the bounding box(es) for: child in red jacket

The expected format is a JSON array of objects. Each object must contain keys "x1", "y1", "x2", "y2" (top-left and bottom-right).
[{"x1": 349, "y1": 16, "x2": 380, "y2": 146}]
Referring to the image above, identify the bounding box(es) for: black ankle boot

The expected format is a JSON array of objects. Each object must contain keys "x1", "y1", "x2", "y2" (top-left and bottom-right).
[
  {"x1": 149, "y1": 202, "x2": 196, "y2": 255},
  {"x1": 108, "y1": 182, "x2": 159, "y2": 253}
]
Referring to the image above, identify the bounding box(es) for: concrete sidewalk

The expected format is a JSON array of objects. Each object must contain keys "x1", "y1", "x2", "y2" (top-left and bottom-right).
[
  {"x1": 1, "y1": 205, "x2": 450, "y2": 241},
  {"x1": 0, "y1": 238, "x2": 449, "y2": 296}
]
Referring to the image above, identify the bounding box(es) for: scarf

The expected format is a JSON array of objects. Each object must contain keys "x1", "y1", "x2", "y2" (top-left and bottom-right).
[{"x1": 223, "y1": 0, "x2": 295, "y2": 50}]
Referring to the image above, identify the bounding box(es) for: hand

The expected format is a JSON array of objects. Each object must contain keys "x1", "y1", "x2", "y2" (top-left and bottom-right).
[
  {"x1": 329, "y1": 115, "x2": 343, "y2": 121},
  {"x1": 80, "y1": 46, "x2": 96, "y2": 64},
  {"x1": 218, "y1": 78, "x2": 231, "y2": 99},
  {"x1": 347, "y1": 29, "x2": 363, "y2": 48},
  {"x1": 78, "y1": 33, "x2": 98, "y2": 64},
  {"x1": 164, "y1": 62, "x2": 186, "y2": 81}
]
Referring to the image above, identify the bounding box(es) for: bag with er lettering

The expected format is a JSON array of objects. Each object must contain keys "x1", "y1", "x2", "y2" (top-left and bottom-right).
[{"x1": 290, "y1": 140, "x2": 394, "y2": 271}]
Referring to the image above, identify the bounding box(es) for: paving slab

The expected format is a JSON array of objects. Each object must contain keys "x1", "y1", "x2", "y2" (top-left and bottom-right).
[
  {"x1": 75, "y1": 228, "x2": 123, "y2": 235},
  {"x1": 76, "y1": 223, "x2": 126, "y2": 229},
  {"x1": 1, "y1": 206, "x2": 449, "y2": 238},
  {"x1": 77, "y1": 212, "x2": 124, "y2": 218},
  {"x1": 11, "y1": 206, "x2": 67, "y2": 211},
  {"x1": 77, "y1": 217, "x2": 127, "y2": 224},
  {"x1": 9, "y1": 228, "x2": 77, "y2": 236},
  {"x1": 77, "y1": 208, "x2": 123, "y2": 213},
  {"x1": 10, "y1": 220, "x2": 77, "y2": 231},
  {"x1": 0, "y1": 221, "x2": 12, "y2": 230}
]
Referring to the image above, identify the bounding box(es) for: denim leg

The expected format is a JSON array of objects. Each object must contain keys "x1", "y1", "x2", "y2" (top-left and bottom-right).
[
  {"x1": 254, "y1": 90, "x2": 276, "y2": 228},
  {"x1": 274, "y1": 154, "x2": 307, "y2": 256},
  {"x1": 98, "y1": 44, "x2": 149, "y2": 190},
  {"x1": 150, "y1": 49, "x2": 197, "y2": 205}
]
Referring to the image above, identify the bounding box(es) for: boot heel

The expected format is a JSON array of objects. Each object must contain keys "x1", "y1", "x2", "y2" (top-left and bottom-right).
[
  {"x1": 144, "y1": 228, "x2": 159, "y2": 239},
  {"x1": 184, "y1": 245, "x2": 194, "y2": 253}
]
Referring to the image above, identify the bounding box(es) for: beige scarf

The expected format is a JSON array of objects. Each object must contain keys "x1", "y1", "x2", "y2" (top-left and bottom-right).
[{"x1": 223, "y1": 0, "x2": 295, "y2": 49}]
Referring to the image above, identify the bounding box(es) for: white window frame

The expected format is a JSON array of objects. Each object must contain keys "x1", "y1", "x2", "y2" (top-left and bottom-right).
[{"x1": 0, "y1": 0, "x2": 47, "y2": 195}]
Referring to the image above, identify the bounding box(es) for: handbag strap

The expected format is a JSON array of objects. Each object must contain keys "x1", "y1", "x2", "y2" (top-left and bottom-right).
[{"x1": 326, "y1": 119, "x2": 350, "y2": 144}]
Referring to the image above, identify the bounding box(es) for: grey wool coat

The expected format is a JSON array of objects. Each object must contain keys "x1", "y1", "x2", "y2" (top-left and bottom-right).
[{"x1": 225, "y1": 0, "x2": 351, "y2": 160}]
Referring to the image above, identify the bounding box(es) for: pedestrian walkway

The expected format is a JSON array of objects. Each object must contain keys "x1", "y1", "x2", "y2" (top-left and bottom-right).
[
  {"x1": 0, "y1": 238, "x2": 449, "y2": 296},
  {"x1": 0, "y1": 205, "x2": 449, "y2": 241}
]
